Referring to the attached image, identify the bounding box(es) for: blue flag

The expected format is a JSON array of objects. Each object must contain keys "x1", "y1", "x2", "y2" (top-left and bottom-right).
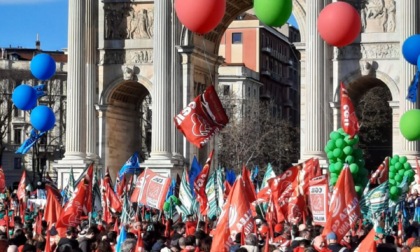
[
  {"x1": 115, "y1": 226, "x2": 127, "y2": 252},
  {"x1": 407, "y1": 70, "x2": 419, "y2": 103},
  {"x1": 15, "y1": 129, "x2": 45, "y2": 154},
  {"x1": 251, "y1": 165, "x2": 259, "y2": 182},
  {"x1": 189, "y1": 156, "x2": 202, "y2": 196},
  {"x1": 166, "y1": 178, "x2": 176, "y2": 200},
  {"x1": 118, "y1": 152, "x2": 141, "y2": 179},
  {"x1": 34, "y1": 84, "x2": 47, "y2": 98},
  {"x1": 226, "y1": 169, "x2": 236, "y2": 186}
]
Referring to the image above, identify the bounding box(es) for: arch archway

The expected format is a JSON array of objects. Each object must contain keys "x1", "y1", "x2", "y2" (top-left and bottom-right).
[
  {"x1": 347, "y1": 76, "x2": 393, "y2": 169},
  {"x1": 100, "y1": 80, "x2": 152, "y2": 179}
]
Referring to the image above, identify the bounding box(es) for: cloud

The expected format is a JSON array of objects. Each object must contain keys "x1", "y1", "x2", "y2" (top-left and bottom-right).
[{"x1": 0, "y1": 0, "x2": 57, "y2": 5}]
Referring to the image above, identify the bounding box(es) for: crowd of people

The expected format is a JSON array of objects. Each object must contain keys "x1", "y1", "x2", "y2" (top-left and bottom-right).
[{"x1": 2, "y1": 194, "x2": 420, "y2": 252}]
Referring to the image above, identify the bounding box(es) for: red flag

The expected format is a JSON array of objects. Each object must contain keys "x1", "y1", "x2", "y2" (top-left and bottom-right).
[
  {"x1": 210, "y1": 176, "x2": 255, "y2": 252},
  {"x1": 135, "y1": 228, "x2": 145, "y2": 252},
  {"x1": 370, "y1": 157, "x2": 389, "y2": 185},
  {"x1": 56, "y1": 178, "x2": 88, "y2": 229},
  {"x1": 116, "y1": 175, "x2": 127, "y2": 198},
  {"x1": 35, "y1": 211, "x2": 42, "y2": 235},
  {"x1": 17, "y1": 171, "x2": 26, "y2": 200},
  {"x1": 0, "y1": 166, "x2": 6, "y2": 193},
  {"x1": 308, "y1": 175, "x2": 329, "y2": 225},
  {"x1": 45, "y1": 231, "x2": 51, "y2": 252},
  {"x1": 299, "y1": 158, "x2": 321, "y2": 196},
  {"x1": 174, "y1": 85, "x2": 229, "y2": 148},
  {"x1": 416, "y1": 157, "x2": 420, "y2": 184},
  {"x1": 241, "y1": 166, "x2": 257, "y2": 203},
  {"x1": 194, "y1": 150, "x2": 214, "y2": 215},
  {"x1": 101, "y1": 171, "x2": 122, "y2": 223},
  {"x1": 84, "y1": 164, "x2": 94, "y2": 214},
  {"x1": 113, "y1": 220, "x2": 119, "y2": 235},
  {"x1": 354, "y1": 229, "x2": 376, "y2": 252},
  {"x1": 131, "y1": 169, "x2": 171, "y2": 210},
  {"x1": 322, "y1": 165, "x2": 360, "y2": 242},
  {"x1": 340, "y1": 82, "x2": 359, "y2": 138},
  {"x1": 44, "y1": 185, "x2": 64, "y2": 229},
  {"x1": 223, "y1": 180, "x2": 231, "y2": 199}
]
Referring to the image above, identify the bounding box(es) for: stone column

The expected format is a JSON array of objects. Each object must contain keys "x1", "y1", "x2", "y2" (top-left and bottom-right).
[
  {"x1": 171, "y1": 3, "x2": 184, "y2": 163},
  {"x1": 302, "y1": 0, "x2": 327, "y2": 161},
  {"x1": 63, "y1": 0, "x2": 86, "y2": 160},
  {"x1": 54, "y1": 0, "x2": 87, "y2": 189},
  {"x1": 144, "y1": 0, "x2": 179, "y2": 177},
  {"x1": 86, "y1": 0, "x2": 99, "y2": 161},
  {"x1": 398, "y1": 0, "x2": 420, "y2": 159}
]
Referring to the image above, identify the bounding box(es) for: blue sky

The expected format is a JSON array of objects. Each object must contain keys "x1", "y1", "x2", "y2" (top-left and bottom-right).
[
  {"x1": 0, "y1": 1, "x2": 298, "y2": 52},
  {"x1": 0, "y1": 0, "x2": 68, "y2": 51}
]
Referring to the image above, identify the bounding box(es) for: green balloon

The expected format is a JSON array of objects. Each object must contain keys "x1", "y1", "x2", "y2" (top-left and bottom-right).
[
  {"x1": 349, "y1": 163, "x2": 359, "y2": 174},
  {"x1": 357, "y1": 159, "x2": 365, "y2": 168},
  {"x1": 333, "y1": 148, "x2": 343, "y2": 158},
  {"x1": 337, "y1": 128, "x2": 345, "y2": 134},
  {"x1": 390, "y1": 186, "x2": 398, "y2": 195},
  {"x1": 355, "y1": 186, "x2": 362, "y2": 193},
  {"x1": 335, "y1": 162, "x2": 344, "y2": 173},
  {"x1": 393, "y1": 154, "x2": 400, "y2": 160},
  {"x1": 399, "y1": 156, "x2": 408, "y2": 163},
  {"x1": 254, "y1": 0, "x2": 293, "y2": 27},
  {"x1": 408, "y1": 170, "x2": 415, "y2": 179},
  {"x1": 326, "y1": 140, "x2": 336, "y2": 151},
  {"x1": 390, "y1": 165, "x2": 396, "y2": 173},
  {"x1": 344, "y1": 135, "x2": 357, "y2": 146},
  {"x1": 390, "y1": 158, "x2": 398, "y2": 165},
  {"x1": 360, "y1": 168, "x2": 369, "y2": 177},
  {"x1": 327, "y1": 151, "x2": 335, "y2": 159},
  {"x1": 345, "y1": 155, "x2": 355, "y2": 164},
  {"x1": 395, "y1": 162, "x2": 403, "y2": 170},
  {"x1": 330, "y1": 131, "x2": 343, "y2": 140},
  {"x1": 404, "y1": 163, "x2": 412, "y2": 170},
  {"x1": 389, "y1": 172, "x2": 396, "y2": 179},
  {"x1": 404, "y1": 170, "x2": 412, "y2": 178},
  {"x1": 400, "y1": 109, "x2": 420, "y2": 141},
  {"x1": 389, "y1": 179, "x2": 396, "y2": 185},
  {"x1": 343, "y1": 146, "x2": 353, "y2": 155},
  {"x1": 395, "y1": 174, "x2": 403, "y2": 182},
  {"x1": 330, "y1": 172, "x2": 338, "y2": 179},
  {"x1": 329, "y1": 164, "x2": 336, "y2": 173},
  {"x1": 398, "y1": 169, "x2": 405, "y2": 176},
  {"x1": 335, "y1": 138, "x2": 346, "y2": 148}
]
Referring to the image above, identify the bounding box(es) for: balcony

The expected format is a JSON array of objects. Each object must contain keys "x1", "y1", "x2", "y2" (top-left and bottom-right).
[
  {"x1": 261, "y1": 47, "x2": 272, "y2": 54},
  {"x1": 261, "y1": 69, "x2": 271, "y2": 77}
]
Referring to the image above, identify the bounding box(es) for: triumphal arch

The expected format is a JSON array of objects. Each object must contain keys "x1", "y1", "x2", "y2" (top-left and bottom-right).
[{"x1": 55, "y1": 0, "x2": 419, "y2": 184}]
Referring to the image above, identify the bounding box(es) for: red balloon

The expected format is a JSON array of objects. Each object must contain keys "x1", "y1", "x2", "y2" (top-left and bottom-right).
[
  {"x1": 175, "y1": 0, "x2": 226, "y2": 34},
  {"x1": 317, "y1": 2, "x2": 361, "y2": 47}
]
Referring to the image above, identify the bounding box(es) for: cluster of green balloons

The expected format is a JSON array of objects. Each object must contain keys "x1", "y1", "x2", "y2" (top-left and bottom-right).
[
  {"x1": 325, "y1": 128, "x2": 369, "y2": 195},
  {"x1": 163, "y1": 195, "x2": 181, "y2": 212},
  {"x1": 389, "y1": 155, "x2": 415, "y2": 201}
]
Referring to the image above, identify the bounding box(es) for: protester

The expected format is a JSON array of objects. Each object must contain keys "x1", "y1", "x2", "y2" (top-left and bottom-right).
[{"x1": 326, "y1": 232, "x2": 348, "y2": 252}]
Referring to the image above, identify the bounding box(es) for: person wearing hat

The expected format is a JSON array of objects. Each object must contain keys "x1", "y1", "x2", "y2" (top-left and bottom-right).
[
  {"x1": 326, "y1": 232, "x2": 349, "y2": 252},
  {"x1": 375, "y1": 226, "x2": 385, "y2": 245}
]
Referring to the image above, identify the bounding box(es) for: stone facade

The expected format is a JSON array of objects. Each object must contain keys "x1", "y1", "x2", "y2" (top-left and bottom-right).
[{"x1": 57, "y1": 0, "x2": 419, "y2": 185}]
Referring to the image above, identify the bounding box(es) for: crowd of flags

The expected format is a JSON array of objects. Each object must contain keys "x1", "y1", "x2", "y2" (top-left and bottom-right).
[{"x1": 0, "y1": 146, "x2": 418, "y2": 252}]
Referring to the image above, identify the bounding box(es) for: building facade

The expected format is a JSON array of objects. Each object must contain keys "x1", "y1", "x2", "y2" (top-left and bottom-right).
[
  {"x1": 0, "y1": 43, "x2": 67, "y2": 185},
  {"x1": 218, "y1": 13, "x2": 301, "y2": 126},
  {"x1": 24, "y1": 0, "x2": 419, "y2": 186}
]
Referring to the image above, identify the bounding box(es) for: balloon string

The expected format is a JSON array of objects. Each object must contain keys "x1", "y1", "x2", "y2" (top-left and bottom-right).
[
  {"x1": 202, "y1": 39, "x2": 214, "y2": 85},
  {"x1": 406, "y1": 69, "x2": 419, "y2": 103}
]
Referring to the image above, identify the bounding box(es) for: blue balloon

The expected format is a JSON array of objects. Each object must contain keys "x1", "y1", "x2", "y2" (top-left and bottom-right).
[
  {"x1": 30, "y1": 106, "x2": 56, "y2": 132},
  {"x1": 418, "y1": 55, "x2": 420, "y2": 68},
  {"x1": 12, "y1": 84, "x2": 37, "y2": 111},
  {"x1": 30, "y1": 53, "x2": 56, "y2": 80},
  {"x1": 402, "y1": 35, "x2": 420, "y2": 65}
]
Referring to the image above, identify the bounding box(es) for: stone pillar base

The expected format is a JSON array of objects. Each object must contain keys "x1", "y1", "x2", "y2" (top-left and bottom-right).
[
  {"x1": 54, "y1": 159, "x2": 90, "y2": 189},
  {"x1": 142, "y1": 157, "x2": 183, "y2": 180}
]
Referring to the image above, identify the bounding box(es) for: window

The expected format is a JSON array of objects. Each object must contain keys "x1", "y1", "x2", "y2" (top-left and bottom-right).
[
  {"x1": 223, "y1": 85, "x2": 230, "y2": 96},
  {"x1": 14, "y1": 128, "x2": 22, "y2": 144},
  {"x1": 14, "y1": 157, "x2": 22, "y2": 169},
  {"x1": 232, "y1": 33, "x2": 242, "y2": 44}
]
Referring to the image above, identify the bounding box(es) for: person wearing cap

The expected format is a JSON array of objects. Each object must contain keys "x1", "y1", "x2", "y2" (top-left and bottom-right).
[
  {"x1": 326, "y1": 232, "x2": 349, "y2": 252},
  {"x1": 375, "y1": 226, "x2": 385, "y2": 245}
]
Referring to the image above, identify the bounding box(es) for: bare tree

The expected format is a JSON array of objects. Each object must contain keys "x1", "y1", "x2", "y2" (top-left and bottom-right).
[
  {"x1": 0, "y1": 79, "x2": 13, "y2": 165},
  {"x1": 218, "y1": 93, "x2": 299, "y2": 173}
]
